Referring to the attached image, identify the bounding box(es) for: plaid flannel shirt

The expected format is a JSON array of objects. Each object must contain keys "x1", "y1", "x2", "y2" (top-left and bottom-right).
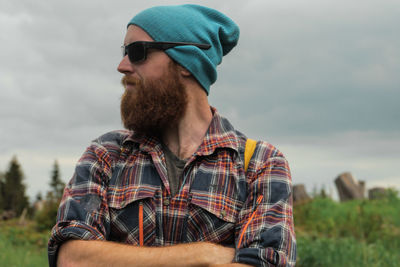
[{"x1": 48, "y1": 108, "x2": 296, "y2": 267}]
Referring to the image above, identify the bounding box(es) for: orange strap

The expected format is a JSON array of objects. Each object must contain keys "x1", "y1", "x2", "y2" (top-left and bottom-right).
[
  {"x1": 237, "y1": 195, "x2": 263, "y2": 249},
  {"x1": 139, "y1": 202, "x2": 144, "y2": 246}
]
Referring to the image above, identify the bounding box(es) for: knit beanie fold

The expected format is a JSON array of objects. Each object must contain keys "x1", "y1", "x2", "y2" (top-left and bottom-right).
[{"x1": 128, "y1": 4, "x2": 240, "y2": 95}]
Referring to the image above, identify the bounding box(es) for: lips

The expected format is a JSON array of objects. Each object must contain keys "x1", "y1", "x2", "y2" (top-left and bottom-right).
[
  {"x1": 126, "y1": 81, "x2": 136, "y2": 87},
  {"x1": 122, "y1": 76, "x2": 140, "y2": 90}
]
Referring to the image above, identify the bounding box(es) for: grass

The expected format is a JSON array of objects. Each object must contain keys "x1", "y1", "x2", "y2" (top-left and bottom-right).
[
  {"x1": 294, "y1": 190, "x2": 400, "y2": 266},
  {"x1": 296, "y1": 235, "x2": 400, "y2": 267},
  {"x1": 0, "y1": 220, "x2": 49, "y2": 267}
]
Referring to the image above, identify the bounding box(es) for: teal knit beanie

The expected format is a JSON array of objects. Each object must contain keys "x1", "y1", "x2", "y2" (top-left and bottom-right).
[{"x1": 128, "y1": 4, "x2": 240, "y2": 95}]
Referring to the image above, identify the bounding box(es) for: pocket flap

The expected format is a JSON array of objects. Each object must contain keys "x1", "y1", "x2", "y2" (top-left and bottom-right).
[
  {"x1": 190, "y1": 190, "x2": 243, "y2": 223},
  {"x1": 108, "y1": 185, "x2": 158, "y2": 209}
]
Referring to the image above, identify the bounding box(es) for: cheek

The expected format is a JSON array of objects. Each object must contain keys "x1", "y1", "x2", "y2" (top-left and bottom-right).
[
  {"x1": 138, "y1": 71, "x2": 162, "y2": 86},
  {"x1": 141, "y1": 53, "x2": 173, "y2": 78},
  {"x1": 145, "y1": 66, "x2": 166, "y2": 80}
]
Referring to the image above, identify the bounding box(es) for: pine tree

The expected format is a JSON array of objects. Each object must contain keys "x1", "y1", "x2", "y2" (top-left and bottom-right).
[
  {"x1": 35, "y1": 160, "x2": 66, "y2": 231},
  {"x1": 49, "y1": 160, "x2": 65, "y2": 200},
  {"x1": 35, "y1": 191, "x2": 43, "y2": 202},
  {"x1": 3, "y1": 156, "x2": 29, "y2": 216},
  {"x1": 0, "y1": 171, "x2": 5, "y2": 212}
]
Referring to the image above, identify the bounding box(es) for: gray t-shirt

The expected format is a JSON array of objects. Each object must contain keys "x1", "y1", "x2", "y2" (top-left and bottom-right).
[{"x1": 162, "y1": 143, "x2": 187, "y2": 197}]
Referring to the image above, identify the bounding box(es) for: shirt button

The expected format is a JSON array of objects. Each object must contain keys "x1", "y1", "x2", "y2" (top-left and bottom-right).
[
  {"x1": 164, "y1": 199, "x2": 170, "y2": 206},
  {"x1": 220, "y1": 210, "x2": 226, "y2": 218}
]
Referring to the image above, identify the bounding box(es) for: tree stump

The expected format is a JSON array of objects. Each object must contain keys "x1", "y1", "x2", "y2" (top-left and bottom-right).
[
  {"x1": 293, "y1": 184, "x2": 311, "y2": 204},
  {"x1": 0, "y1": 210, "x2": 16, "y2": 221},
  {"x1": 335, "y1": 172, "x2": 365, "y2": 201},
  {"x1": 368, "y1": 187, "x2": 387, "y2": 200}
]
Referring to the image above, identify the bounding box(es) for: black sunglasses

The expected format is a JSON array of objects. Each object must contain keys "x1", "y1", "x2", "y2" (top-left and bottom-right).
[{"x1": 121, "y1": 41, "x2": 211, "y2": 63}]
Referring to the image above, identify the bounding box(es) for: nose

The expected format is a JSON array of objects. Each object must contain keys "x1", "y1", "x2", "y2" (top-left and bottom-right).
[{"x1": 117, "y1": 55, "x2": 135, "y2": 74}]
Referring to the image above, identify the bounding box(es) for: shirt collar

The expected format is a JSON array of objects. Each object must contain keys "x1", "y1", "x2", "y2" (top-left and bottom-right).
[
  {"x1": 195, "y1": 107, "x2": 240, "y2": 156},
  {"x1": 122, "y1": 106, "x2": 241, "y2": 155}
]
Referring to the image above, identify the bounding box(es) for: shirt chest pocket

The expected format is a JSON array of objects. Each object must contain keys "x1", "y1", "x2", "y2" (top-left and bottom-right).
[
  {"x1": 186, "y1": 189, "x2": 243, "y2": 245},
  {"x1": 107, "y1": 185, "x2": 159, "y2": 246}
]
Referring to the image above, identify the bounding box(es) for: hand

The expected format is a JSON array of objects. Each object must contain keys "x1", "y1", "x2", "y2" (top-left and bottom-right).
[{"x1": 203, "y1": 243, "x2": 235, "y2": 265}]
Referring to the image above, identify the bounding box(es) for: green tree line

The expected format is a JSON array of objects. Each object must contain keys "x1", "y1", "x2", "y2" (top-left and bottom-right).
[{"x1": 0, "y1": 156, "x2": 65, "y2": 231}]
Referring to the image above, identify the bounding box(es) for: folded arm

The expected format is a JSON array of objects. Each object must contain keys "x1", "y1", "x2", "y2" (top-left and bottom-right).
[{"x1": 58, "y1": 239, "x2": 251, "y2": 267}]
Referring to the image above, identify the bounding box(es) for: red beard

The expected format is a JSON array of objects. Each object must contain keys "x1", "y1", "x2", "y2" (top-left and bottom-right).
[{"x1": 120, "y1": 62, "x2": 188, "y2": 137}]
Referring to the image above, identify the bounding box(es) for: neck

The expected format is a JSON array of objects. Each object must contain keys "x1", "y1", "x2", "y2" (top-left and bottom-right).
[{"x1": 162, "y1": 83, "x2": 212, "y2": 159}]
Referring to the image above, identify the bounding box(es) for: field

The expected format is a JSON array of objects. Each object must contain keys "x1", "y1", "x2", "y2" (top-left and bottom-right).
[
  {"x1": 0, "y1": 220, "x2": 49, "y2": 267},
  {"x1": 0, "y1": 191, "x2": 399, "y2": 267},
  {"x1": 295, "y1": 190, "x2": 400, "y2": 266}
]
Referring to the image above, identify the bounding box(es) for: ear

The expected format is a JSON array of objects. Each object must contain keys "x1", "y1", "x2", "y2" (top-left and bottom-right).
[{"x1": 178, "y1": 65, "x2": 191, "y2": 77}]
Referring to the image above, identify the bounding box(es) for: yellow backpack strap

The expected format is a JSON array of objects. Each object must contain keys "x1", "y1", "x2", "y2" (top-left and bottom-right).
[{"x1": 244, "y1": 138, "x2": 257, "y2": 172}]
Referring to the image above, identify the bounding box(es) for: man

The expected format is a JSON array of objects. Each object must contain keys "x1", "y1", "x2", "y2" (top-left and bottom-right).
[{"x1": 49, "y1": 4, "x2": 296, "y2": 267}]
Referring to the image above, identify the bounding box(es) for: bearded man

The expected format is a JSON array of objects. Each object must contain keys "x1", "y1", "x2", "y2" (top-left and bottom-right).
[{"x1": 49, "y1": 5, "x2": 296, "y2": 267}]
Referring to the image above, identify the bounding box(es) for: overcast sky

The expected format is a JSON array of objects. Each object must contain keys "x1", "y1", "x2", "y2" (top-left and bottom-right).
[{"x1": 1, "y1": 0, "x2": 399, "y2": 201}]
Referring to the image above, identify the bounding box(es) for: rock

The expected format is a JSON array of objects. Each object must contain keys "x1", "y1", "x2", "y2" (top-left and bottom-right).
[{"x1": 335, "y1": 172, "x2": 365, "y2": 201}]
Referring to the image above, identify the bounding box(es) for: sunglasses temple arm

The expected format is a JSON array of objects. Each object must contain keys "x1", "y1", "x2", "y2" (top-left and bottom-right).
[{"x1": 158, "y1": 43, "x2": 211, "y2": 50}]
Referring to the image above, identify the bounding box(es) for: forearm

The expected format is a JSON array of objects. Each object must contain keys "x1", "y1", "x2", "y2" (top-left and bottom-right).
[
  {"x1": 57, "y1": 240, "x2": 235, "y2": 267},
  {"x1": 210, "y1": 264, "x2": 254, "y2": 267}
]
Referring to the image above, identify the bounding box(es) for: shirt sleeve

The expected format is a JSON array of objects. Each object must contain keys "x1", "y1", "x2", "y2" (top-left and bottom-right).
[
  {"x1": 234, "y1": 152, "x2": 296, "y2": 267},
  {"x1": 48, "y1": 142, "x2": 113, "y2": 267}
]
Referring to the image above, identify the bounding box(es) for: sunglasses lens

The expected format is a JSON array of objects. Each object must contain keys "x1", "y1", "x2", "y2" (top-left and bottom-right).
[
  {"x1": 121, "y1": 46, "x2": 127, "y2": 57},
  {"x1": 127, "y1": 42, "x2": 145, "y2": 63}
]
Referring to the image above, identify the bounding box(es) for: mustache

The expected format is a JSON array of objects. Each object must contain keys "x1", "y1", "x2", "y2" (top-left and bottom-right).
[{"x1": 121, "y1": 76, "x2": 141, "y2": 88}]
